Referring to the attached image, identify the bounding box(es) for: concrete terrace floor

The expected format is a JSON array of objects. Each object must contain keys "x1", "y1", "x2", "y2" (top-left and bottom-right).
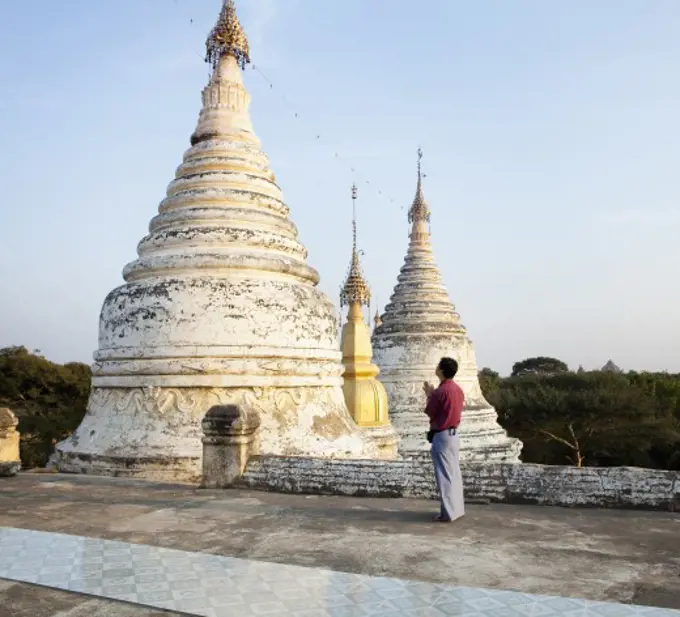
[{"x1": 0, "y1": 473, "x2": 679, "y2": 617}]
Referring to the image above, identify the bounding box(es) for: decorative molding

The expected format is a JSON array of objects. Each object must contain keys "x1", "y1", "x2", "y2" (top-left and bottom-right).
[
  {"x1": 91, "y1": 385, "x2": 340, "y2": 420},
  {"x1": 91, "y1": 387, "x2": 227, "y2": 418}
]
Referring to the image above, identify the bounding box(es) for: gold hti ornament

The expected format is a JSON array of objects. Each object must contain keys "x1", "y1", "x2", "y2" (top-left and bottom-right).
[
  {"x1": 340, "y1": 184, "x2": 371, "y2": 308},
  {"x1": 206, "y1": 0, "x2": 251, "y2": 71}
]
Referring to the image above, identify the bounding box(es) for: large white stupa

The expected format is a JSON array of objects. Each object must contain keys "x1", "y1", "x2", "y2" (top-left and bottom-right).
[
  {"x1": 55, "y1": 1, "x2": 376, "y2": 481},
  {"x1": 372, "y1": 151, "x2": 522, "y2": 461}
]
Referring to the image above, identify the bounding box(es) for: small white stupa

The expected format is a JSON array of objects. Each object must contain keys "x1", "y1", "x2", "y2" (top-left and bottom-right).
[
  {"x1": 56, "y1": 0, "x2": 376, "y2": 481},
  {"x1": 372, "y1": 150, "x2": 522, "y2": 461}
]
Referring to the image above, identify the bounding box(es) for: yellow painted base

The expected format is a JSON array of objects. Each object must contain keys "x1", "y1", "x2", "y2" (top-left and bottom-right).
[
  {"x1": 0, "y1": 408, "x2": 20, "y2": 465},
  {"x1": 340, "y1": 304, "x2": 393, "y2": 432}
]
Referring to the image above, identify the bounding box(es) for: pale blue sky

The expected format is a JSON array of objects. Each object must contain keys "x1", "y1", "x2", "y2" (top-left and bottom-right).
[{"x1": 1, "y1": 0, "x2": 679, "y2": 375}]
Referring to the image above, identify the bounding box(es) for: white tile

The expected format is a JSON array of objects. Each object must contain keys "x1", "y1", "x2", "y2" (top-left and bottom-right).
[
  {"x1": 0, "y1": 526, "x2": 678, "y2": 617},
  {"x1": 172, "y1": 587, "x2": 208, "y2": 600}
]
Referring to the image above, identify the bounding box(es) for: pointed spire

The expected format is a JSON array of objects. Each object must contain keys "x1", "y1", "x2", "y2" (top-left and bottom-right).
[
  {"x1": 340, "y1": 184, "x2": 371, "y2": 307},
  {"x1": 408, "y1": 148, "x2": 431, "y2": 224},
  {"x1": 601, "y1": 359, "x2": 622, "y2": 373},
  {"x1": 374, "y1": 308, "x2": 382, "y2": 329},
  {"x1": 206, "y1": 0, "x2": 251, "y2": 71},
  {"x1": 351, "y1": 183, "x2": 358, "y2": 257}
]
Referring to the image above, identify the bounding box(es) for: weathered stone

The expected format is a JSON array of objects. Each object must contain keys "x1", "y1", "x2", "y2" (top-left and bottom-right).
[
  {"x1": 55, "y1": 5, "x2": 376, "y2": 482},
  {"x1": 201, "y1": 404, "x2": 260, "y2": 488},
  {"x1": 0, "y1": 408, "x2": 20, "y2": 477},
  {"x1": 242, "y1": 455, "x2": 680, "y2": 511},
  {"x1": 372, "y1": 154, "x2": 522, "y2": 460}
]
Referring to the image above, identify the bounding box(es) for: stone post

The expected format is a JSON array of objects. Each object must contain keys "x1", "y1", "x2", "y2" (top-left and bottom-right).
[
  {"x1": 0, "y1": 408, "x2": 21, "y2": 477},
  {"x1": 201, "y1": 405, "x2": 260, "y2": 489}
]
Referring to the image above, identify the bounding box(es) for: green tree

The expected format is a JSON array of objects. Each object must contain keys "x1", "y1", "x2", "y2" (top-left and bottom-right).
[
  {"x1": 511, "y1": 356, "x2": 569, "y2": 378},
  {"x1": 478, "y1": 367, "x2": 501, "y2": 398},
  {"x1": 489, "y1": 370, "x2": 680, "y2": 469},
  {"x1": 0, "y1": 346, "x2": 91, "y2": 468}
]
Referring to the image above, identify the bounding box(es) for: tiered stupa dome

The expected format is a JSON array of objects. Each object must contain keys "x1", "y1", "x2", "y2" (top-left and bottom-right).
[
  {"x1": 55, "y1": 0, "x2": 376, "y2": 481},
  {"x1": 372, "y1": 150, "x2": 522, "y2": 460}
]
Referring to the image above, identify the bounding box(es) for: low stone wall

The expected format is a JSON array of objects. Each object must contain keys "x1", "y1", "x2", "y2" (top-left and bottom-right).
[{"x1": 241, "y1": 455, "x2": 679, "y2": 511}]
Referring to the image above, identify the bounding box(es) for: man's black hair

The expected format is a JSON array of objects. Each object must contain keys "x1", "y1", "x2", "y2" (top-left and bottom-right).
[{"x1": 438, "y1": 357, "x2": 459, "y2": 379}]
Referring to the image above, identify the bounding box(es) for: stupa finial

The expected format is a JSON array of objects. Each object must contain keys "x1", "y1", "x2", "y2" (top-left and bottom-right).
[
  {"x1": 206, "y1": 0, "x2": 251, "y2": 71},
  {"x1": 374, "y1": 307, "x2": 382, "y2": 328},
  {"x1": 408, "y1": 148, "x2": 431, "y2": 224},
  {"x1": 340, "y1": 184, "x2": 371, "y2": 307}
]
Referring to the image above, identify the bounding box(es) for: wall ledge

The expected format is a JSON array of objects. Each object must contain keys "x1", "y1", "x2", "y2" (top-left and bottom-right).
[{"x1": 241, "y1": 456, "x2": 679, "y2": 511}]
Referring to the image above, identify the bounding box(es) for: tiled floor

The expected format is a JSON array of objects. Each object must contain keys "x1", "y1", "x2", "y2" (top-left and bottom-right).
[{"x1": 0, "y1": 527, "x2": 677, "y2": 617}]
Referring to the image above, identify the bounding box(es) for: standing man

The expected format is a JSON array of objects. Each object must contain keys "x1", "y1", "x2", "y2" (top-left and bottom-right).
[{"x1": 423, "y1": 357, "x2": 465, "y2": 522}]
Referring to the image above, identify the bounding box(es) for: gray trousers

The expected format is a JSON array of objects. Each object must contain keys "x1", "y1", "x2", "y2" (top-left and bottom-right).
[{"x1": 431, "y1": 430, "x2": 465, "y2": 521}]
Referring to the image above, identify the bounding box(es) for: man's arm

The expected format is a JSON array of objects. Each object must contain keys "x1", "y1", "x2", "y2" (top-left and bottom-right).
[{"x1": 424, "y1": 389, "x2": 440, "y2": 418}]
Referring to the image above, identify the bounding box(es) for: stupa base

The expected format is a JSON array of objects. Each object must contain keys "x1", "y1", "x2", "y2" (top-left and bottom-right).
[
  {"x1": 394, "y1": 422, "x2": 523, "y2": 462},
  {"x1": 377, "y1": 375, "x2": 523, "y2": 463},
  {"x1": 389, "y1": 407, "x2": 523, "y2": 463},
  {"x1": 53, "y1": 451, "x2": 201, "y2": 483},
  {"x1": 396, "y1": 435, "x2": 522, "y2": 461},
  {"x1": 55, "y1": 385, "x2": 378, "y2": 483},
  {"x1": 397, "y1": 437, "x2": 523, "y2": 463},
  {"x1": 360, "y1": 425, "x2": 401, "y2": 460}
]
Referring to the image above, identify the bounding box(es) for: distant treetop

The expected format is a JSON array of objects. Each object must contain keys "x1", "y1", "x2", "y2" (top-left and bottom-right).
[{"x1": 511, "y1": 356, "x2": 569, "y2": 378}]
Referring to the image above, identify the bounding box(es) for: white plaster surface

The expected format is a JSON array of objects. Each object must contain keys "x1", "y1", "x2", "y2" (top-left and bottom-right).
[
  {"x1": 372, "y1": 202, "x2": 522, "y2": 460},
  {"x1": 56, "y1": 54, "x2": 375, "y2": 482}
]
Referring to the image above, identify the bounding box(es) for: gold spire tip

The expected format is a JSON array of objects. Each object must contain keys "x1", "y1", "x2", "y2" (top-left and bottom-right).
[
  {"x1": 206, "y1": 0, "x2": 251, "y2": 71},
  {"x1": 340, "y1": 185, "x2": 371, "y2": 307}
]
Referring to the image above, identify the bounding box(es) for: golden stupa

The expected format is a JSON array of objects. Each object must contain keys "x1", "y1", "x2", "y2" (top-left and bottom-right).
[{"x1": 339, "y1": 186, "x2": 399, "y2": 458}]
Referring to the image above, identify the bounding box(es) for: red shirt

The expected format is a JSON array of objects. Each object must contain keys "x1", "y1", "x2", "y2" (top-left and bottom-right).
[{"x1": 425, "y1": 380, "x2": 464, "y2": 430}]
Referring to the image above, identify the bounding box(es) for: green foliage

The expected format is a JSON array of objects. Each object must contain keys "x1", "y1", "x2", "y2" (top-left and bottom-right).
[
  {"x1": 481, "y1": 365, "x2": 680, "y2": 470},
  {"x1": 478, "y1": 367, "x2": 501, "y2": 397},
  {"x1": 0, "y1": 346, "x2": 91, "y2": 468},
  {"x1": 511, "y1": 356, "x2": 569, "y2": 378}
]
